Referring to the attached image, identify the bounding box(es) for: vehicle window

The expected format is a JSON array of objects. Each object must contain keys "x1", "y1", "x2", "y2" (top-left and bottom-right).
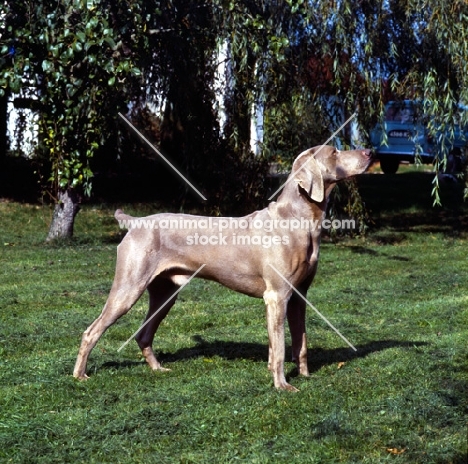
[
  {"x1": 454, "y1": 106, "x2": 468, "y2": 126},
  {"x1": 385, "y1": 106, "x2": 415, "y2": 123}
]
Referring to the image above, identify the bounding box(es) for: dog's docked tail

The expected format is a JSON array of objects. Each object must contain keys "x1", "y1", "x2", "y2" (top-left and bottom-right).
[
  {"x1": 114, "y1": 209, "x2": 134, "y2": 222},
  {"x1": 115, "y1": 209, "x2": 139, "y2": 230}
]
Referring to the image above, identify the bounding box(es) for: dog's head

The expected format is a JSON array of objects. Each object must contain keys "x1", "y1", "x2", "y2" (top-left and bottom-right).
[{"x1": 292, "y1": 145, "x2": 373, "y2": 202}]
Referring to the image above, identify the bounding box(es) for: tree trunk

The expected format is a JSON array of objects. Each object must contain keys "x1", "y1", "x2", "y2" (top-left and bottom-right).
[
  {"x1": 46, "y1": 188, "x2": 80, "y2": 242},
  {"x1": 0, "y1": 92, "x2": 8, "y2": 161}
]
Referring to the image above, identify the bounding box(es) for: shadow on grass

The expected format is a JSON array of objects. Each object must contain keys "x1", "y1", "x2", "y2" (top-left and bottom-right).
[
  {"x1": 357, "y1": 171, "x2": 468, "y2": 236},
  {"x1": 348, "y1": 245, "x2": 411, "y2": 262},
  {"x1": 96, "y1": 337, "x2": 427, "y2": 377},
  {"x1": 452, "y1": 453, "x2": 468, "y2": 464},
  {"x1": 100, "y1": 359, "x2": 146, "y2": 371},
  {"x1": 302, "y1": 339, "x2": 427, "y2": 375}
]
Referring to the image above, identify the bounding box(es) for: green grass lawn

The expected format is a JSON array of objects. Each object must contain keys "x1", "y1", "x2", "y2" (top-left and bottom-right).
[{"x1": 0, "y1": 170, "x2": 467, "y2": 463}]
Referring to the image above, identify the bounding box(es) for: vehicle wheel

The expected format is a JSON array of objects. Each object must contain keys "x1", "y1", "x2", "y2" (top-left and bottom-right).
[
  {"x1": 446, "y1": 149, "x2": 462, "y2": 173},
  {"x1": 380, "y1": 158, "x2": 400, "y2": 174}
]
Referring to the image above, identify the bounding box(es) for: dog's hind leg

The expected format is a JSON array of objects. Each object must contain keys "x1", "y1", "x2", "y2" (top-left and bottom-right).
[
  {"x1": 287, "y1": 294, "x2": 309, "y2": 377},
  {"x1": 73, "y1": 241, "x2": 160, "y2": 380},
  {"x1": 135, "y1": 278, "x2": 180, "y2": 372},
  {"x1": 73, "y1": 278, "x2": 149, "y2": 379}
]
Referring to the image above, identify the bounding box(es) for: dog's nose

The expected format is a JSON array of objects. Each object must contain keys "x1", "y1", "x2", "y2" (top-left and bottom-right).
[{"x1": 362, "y1": 149, "x2": 374, "y2": 159}]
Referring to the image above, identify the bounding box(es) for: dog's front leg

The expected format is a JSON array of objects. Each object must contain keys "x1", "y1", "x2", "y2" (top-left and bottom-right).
[{"x1": 264, "y1": 289, "x2": 298, "y2": 392}]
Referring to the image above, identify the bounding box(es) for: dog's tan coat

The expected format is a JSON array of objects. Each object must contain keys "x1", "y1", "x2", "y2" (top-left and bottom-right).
[{"x1": 73, "y1": 145, "x2": 372, "y2": 391}]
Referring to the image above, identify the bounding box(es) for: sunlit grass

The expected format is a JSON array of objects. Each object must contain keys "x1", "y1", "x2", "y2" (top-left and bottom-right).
[{"x1": 0, "y1": 173, "x2": 467, "y2": 463}]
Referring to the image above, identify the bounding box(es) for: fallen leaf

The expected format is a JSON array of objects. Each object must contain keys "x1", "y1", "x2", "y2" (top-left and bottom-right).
[
  {"x1": 337, "y1": 362, "x2": 346, "y2": 369},
  {"x1": 386, "y1": 448, "x2": 406, "y2": 455}
]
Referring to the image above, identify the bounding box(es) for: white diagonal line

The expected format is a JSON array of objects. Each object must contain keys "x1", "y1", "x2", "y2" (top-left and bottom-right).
[
  {"x1": 118, "y1": 113, "x2": 208, "y2": 201},
  {"x1": 117, "y1": 264, "x2": 206, "y2": 352},
  {"x1": 268, "y1": 112, "x2": 357, "y2": 200},
  {"x1": 267, "y1": 263, "x2": 357, "y2": 351}
]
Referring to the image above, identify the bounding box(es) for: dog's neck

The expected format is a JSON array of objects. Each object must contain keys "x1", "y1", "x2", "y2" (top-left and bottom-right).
[
  {"x1": 272, "y1": 180, "x2": 336, "y2": 265},
  {"x1": 275, "y1": 176, "x2": 336, "y2": 215}
]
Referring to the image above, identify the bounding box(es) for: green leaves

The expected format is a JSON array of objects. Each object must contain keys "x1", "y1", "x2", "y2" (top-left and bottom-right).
[
  {"x1": 41, "y1": 60, "x2": 54, "y2": 72},
  {"x1": 75, "y1": 31, "x2": 86, "y2": 43},
  {"x1": 0, "y1": 1, "x2": 147, "y2": 198},
  {"x1": 1, "y1": 0, "x2": 467, "y2": 206}
]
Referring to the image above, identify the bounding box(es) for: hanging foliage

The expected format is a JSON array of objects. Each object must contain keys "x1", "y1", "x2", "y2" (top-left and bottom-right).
[
  {"x1": 1, "y1": 0, "x2": 467, "y2": 240},
  {"x1": 0, "y1": 0, "x2": 146, "y2": 239}
]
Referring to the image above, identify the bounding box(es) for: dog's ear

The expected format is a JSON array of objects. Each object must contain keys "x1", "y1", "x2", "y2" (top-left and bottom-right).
[{"x1": 294, "y1": 155, "x2": 324, "y2": 203}]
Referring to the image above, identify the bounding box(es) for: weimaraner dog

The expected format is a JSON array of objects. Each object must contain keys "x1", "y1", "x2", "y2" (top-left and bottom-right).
[{"x1": 74, "y1": 145, "x2": 373, "y2": 391}]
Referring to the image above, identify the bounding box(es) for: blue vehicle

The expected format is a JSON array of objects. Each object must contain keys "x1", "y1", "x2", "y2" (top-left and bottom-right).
[{"x1": 370, "y1": 100, "x2": 468, "y2": 174}]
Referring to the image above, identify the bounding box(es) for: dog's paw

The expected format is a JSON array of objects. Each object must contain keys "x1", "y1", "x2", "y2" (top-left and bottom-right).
[
  {"x1": 275, "y1": 381, "x2": 299, "y2": 392},
  {"x1": 281, "y1": 383, "x2": 300, "y2": 392},
  {"x1": 152, "y1": 366, "x2": 171, "y2": 372}
]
